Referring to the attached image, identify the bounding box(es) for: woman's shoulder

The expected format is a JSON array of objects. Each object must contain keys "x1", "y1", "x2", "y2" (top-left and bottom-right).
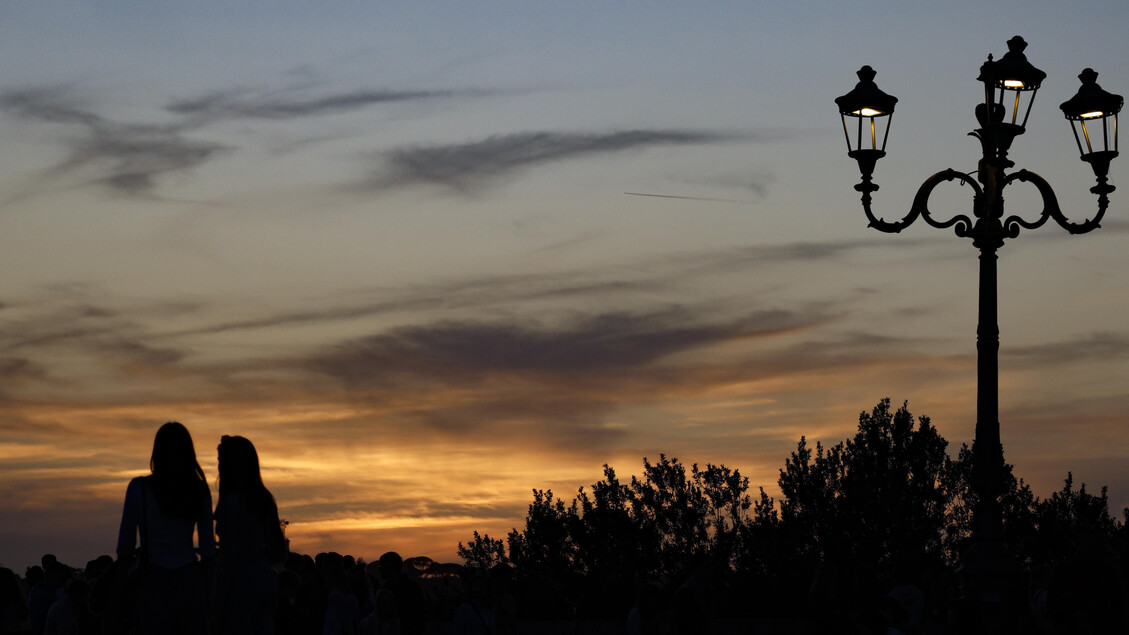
[{"x1": 126, "y1": 475, "x2": 149, "y2": 492}]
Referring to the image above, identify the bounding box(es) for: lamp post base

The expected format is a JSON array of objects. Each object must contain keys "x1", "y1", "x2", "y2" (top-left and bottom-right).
[{"x1": 955, "y1": 539, "x2": 1021, "y2": 634}]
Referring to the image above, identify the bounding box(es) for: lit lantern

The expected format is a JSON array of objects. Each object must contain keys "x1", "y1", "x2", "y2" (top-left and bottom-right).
[
  {"x1": 836, "y1": 66, "x2": 898, "y2": 179},
  {"x1": 977, "y1": 36, "x2": 1046, "y2": 136},
  {"x1": 1060, "y1": 68, "x2": 1123, "y2": 177}
]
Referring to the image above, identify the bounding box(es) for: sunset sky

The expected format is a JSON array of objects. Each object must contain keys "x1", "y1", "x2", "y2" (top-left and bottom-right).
[{"x1": 3, "y1": 2, "x2": 1129, "y2": 573}]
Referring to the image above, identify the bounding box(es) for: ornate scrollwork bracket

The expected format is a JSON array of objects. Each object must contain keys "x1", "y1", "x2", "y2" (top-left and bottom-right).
[
  {"x1": 1002, "y1": 169, "x2": 1109, "y2": 237},
  {"x1": 860, "y1": 169, "x2": 978, "y2": 238},
  {"x1": 858, "y1": 166, "x2": 1112, "y2": 242}
]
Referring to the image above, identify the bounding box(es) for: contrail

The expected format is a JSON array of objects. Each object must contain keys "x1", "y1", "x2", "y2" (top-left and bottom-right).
[{"x1": 624, "y1": 192, "x2": 751, "y2": 204}]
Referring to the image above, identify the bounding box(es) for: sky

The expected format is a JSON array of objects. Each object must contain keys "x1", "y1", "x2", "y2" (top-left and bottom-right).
[{"x1": 2, "y1": 1, "x2": 1129, "y2": 573}]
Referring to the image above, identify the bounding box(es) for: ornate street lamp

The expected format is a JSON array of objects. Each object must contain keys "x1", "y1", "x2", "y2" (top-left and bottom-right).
[{"x1": 835, "y1": 37, "x2": 1121, "y2": 631}]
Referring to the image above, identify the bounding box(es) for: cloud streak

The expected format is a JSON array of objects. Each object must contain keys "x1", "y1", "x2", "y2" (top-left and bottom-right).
[
  {"x1": 370, "y1": 130, "x2": 742, "y2": 192},
  {"x1": 2, "y1": 85, "x2": 761, "y2": 200},
  {"x1": 1005, "y1": 333, "x2": 1129, "y2": 365},
  {"x1": 166, "y1": 88, "x2": 472, "y2": 121},
  {"x1": 0, "y1": 86, "x2": 225, "y2": 196},
  {"x1": 0, "y1": 82, "x2": 484, "y2": 197},
  {"x1": 161, "y1": 238, "x2": 898, "y2": 338},
  {"x1": 307, "y1": 306, "x2": 820, "y2": 384}
]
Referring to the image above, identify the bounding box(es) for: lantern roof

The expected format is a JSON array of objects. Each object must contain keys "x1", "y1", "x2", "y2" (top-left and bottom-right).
[
  {"x1": 1061, "y1": 68, "x2": 1124, "y2": 120},
  {"x1": 836, "y1": 66, "x2": 898, "y2": 117},
  {"x1": 977, "y1": 36, "x2": 1046, "y2": 91}
]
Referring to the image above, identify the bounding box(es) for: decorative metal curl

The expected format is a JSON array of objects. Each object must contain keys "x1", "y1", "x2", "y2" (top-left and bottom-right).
[
  {"x1": 862, "y1": 168, "x2": 978, "y2": 238},
  {"x1": 1003, "y1": 169, "x2": 1106, "y2": 236}
]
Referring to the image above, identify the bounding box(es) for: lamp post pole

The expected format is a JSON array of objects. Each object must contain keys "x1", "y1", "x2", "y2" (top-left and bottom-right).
[{"x1": 835, "y1": 36, "x2": 1122, "y2": 632}]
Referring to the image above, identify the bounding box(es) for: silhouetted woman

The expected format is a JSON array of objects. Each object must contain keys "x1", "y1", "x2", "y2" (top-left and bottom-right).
[
  {"x1": 213, "y1": 435, "x2": 285, "y2": 635},
  {"x1": 117, "y1": 421, "x2": 215, "y2": 635}
]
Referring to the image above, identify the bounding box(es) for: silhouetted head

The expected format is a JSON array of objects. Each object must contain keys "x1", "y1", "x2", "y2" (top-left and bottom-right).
[
  {"x1": 84, "y1": 555, "x2": 114, "y2": 580},
  {"x1": 25, "y1": 566, "x2": 44, "y2": 587},
  {"x1": 218, "y1": 435, "x2": 262, "y2": 493},
  {"x1": 45, "y1": 561, "x2": 68, "y2": 588},
  {"x1": 0, "y1": 568, "x2": 20, "y2": 602},
  {"x1": 149, "y1": 422, "x2": 208, "y2": 519},
  {"x1": 218, "y1": 434, "x2": 276, "y2": 516},
  {"x1": 379, "y1": 551, "x2": 403, "y2": 579},
  {"x1": 151, "y1": 422, "x2": 204, "y2": 480}
]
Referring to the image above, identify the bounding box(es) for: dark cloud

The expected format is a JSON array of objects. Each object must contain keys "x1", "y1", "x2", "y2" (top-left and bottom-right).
[
  {"x1": 94, "y1": 337, "x2": 186, "y2": 369},
  {"x1": 0, "y1": 86, "x2": 225, "y2": 196},
  {"x1": 268, "y1": 304, "x2": 834, "y2": 451},
  {"x1": 1, "y1": 82, "x2": 484, "y2": 197},
  {"x1": 0, "y1": 86, "x2": 103, "y2": 127},
  {"x1": 371, "y1": 130, "x2": 741, "y2": 192},
  {"x1": 0, "y1": 358, "x2": 48, "y2": 400},
  {"x1": 0, "y1": 357, "x2": 46, "y2": 380},
  {"x1": 690, "y1": 239, "x2": 894, "y2": 269},
  {"x1": 166, "y1": 88, "x2": 468, "y2": 121},
  {"x1": 167, "y1": 274, "x2": 664, "y2": 337},
  {"x1": 1, "y1": 303, "x2": 125, "y2": 351},
  {"x1": 1004, "y1": 332, "x2": 1129, "y2": 365},
  {"x1": 171, "y1": 239, "x2": 887, "y2": 338},
  {"x1": 307, "y1": 306, "x2": 820, "y2": 386},
  {"x1": 624, "y1": 192, "x2": 752, "y2": 204},
  {"x1": 0, "y1": 294, "x2": 187, "y2": 377},
  {"x1": 75, "y1": 125, "x2": 224, "y2": 194}
]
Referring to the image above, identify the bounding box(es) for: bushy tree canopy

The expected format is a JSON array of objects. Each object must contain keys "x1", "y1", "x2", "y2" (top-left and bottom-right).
[
  {"x1": 776, "y1": 399, "x2": 951, "y2": 576},
  {"x1": 459, "y1": 399, "x2": 1128, "y2": 620}
]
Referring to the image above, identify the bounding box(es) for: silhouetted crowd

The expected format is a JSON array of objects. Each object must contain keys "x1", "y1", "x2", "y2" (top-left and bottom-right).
[
  {"x1": 4, "y1": 543, "x2": 1127, "y2": 634},
  {"x1": 0, "y1": 549, "x2": 519, "y2": 635}
]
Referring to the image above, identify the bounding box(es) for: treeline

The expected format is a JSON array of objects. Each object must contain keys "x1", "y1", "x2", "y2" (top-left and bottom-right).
[{"x1": 458, "y1": 398, "x2": 1128, "y2": 621}]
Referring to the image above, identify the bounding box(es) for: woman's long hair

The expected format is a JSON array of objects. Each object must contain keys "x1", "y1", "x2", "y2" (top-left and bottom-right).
[
  {"x1": 217, "y1": 435, "x2": 277, "y2": 519},
  {"x1": 149, "y1": 421, "x2": 208, "y2": 520}
]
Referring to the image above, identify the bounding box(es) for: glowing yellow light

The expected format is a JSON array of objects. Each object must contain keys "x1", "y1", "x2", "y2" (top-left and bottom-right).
[
  {"x1": 1003, "y1": 79, "x2": 1024, "y2": 88},
  {"x1": 1080, "y1": 111, "x2": 1105, "y2": 119},
  {"x1": 853, "y1": 107, "x2": 884, "y2": 117}
]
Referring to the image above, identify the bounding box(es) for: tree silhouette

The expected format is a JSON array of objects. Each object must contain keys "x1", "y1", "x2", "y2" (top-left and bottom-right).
[
  {"x1": 456, "y1": 530, "x2": 507, "y2": 571},
  {"x1": 775, "y1": 399, "x2": 951, "y2": 583},
  {"x1": 693, "y1": 462, "x2": 752, "y2": 560},
  {"x1": 629, "y1": 454, "x2": 710, "y2": 579},
  {"x1": 1034, "y1": 473, "x2": 1118, "y2": 564},
  {"x1": 458, "y1": 398, "x2": 1129, "y2": 623}
]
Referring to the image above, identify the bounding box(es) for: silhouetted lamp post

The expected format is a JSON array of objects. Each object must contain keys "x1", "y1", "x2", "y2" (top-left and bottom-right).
[{"x1": 835, "y1": 36, "x2": 1122, "y2": 629}]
